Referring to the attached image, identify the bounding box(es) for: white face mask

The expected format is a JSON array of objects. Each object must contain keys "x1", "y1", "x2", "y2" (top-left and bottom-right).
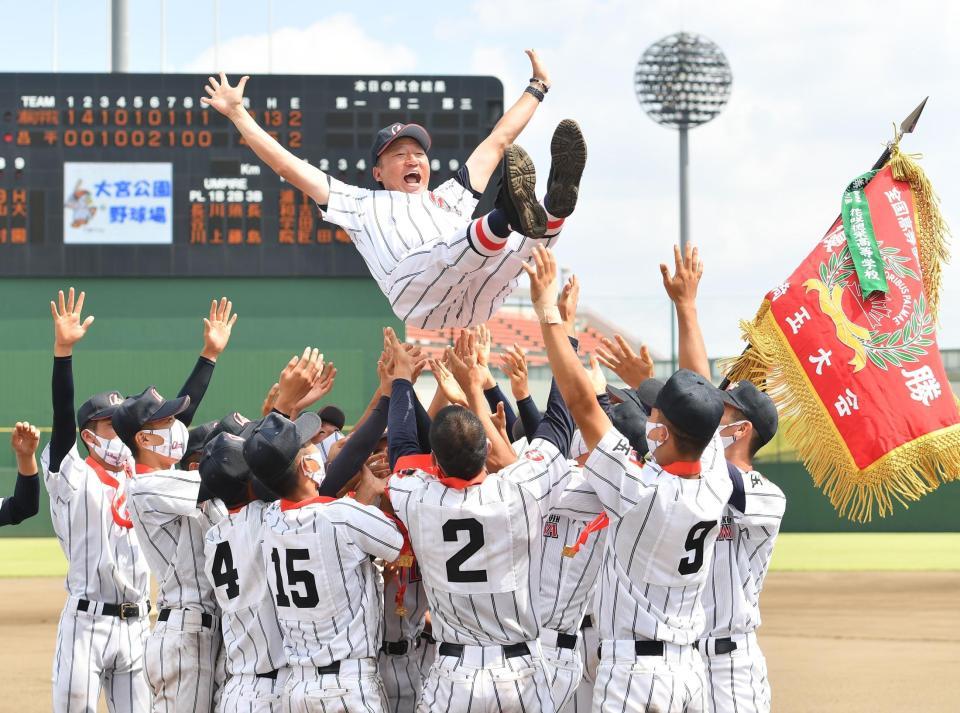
[
  {"x1": 645, "y1": 420, "x2": 668, "y2": 460},
  {"x1": 301, "y1": 452, "x2": 326, "y2": 488},
  {"x1": 720, "y1": 420, "x2": 750, "y2": 450},
  {"x1": 84, "y1": 431, "x2": 132, "y2": 468},
  {"x1": 143, "y1": 420, "x2": 189, "y2": 462}
]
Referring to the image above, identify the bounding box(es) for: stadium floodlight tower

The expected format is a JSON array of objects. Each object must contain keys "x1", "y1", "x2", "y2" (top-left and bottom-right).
[
  {"x1": 635, "y1": 32, "x2": 732, "y2": 252},
  {"x1": 635, "y1": 33, "x2": 731, "y2": 373}
]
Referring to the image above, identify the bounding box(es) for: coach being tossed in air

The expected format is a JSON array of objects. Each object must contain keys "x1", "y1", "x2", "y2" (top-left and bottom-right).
[{"x1": 201, "y1": 49, "x2": 587, "y2": 329}]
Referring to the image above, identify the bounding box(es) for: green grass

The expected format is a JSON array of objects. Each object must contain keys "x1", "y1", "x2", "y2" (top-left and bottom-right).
[{"x1": 2, "y1": 534, "x2": 959, "y2": 578}]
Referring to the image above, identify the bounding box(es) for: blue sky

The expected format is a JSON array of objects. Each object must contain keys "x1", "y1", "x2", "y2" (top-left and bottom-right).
[{"x1": 3, "y1": 0, "x2": 959, "y2": 357}]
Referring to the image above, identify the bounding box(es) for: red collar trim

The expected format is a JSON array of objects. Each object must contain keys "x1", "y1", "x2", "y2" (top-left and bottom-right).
[
  {"x1": 85, "y1": 456, "x2": 120, "y2": 489},
  {"x1": 227, "y1": 504, "x2": 246, "y2": 514},
  {"x1": 85, "y1": 456, "x2": 133, "y2": 529},
  {"x1": 280, "y1": 495, "x2": 336, "y2": 511},
  {"x1": 134, "y1": 463, "x2": 156, "y2": 474},
  {"x1": 393, "y1": 454, "x2": 438, "y2": 476},
  {"x1": 660, "y1": 460, "x2": 702, "y2": 477},
  {"x1": 437, "y1": 472, "x2": 487, "y2": 490}
]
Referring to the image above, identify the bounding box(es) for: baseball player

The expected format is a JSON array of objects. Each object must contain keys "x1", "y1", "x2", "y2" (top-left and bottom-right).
[
  {"x1": 1, "y1": 422, "x2": 40, "y2": 527},
  {"x1": 379, "y1": 561, "x2": 430, "y2": 713},
  {"x1": 384, "y1": 325, "x2": 578, "y2": 713},
  {"x1": 243, "y1": 411, "x2": 403, "y2": 713},
  {"x1": 201, "y1": 50, "x2": 588, "y2": 329},
  {"x1": 200, "y1": 433, "x2": 288, "y2": 713},
  {"x1": 313, "y1": 405, "x2": 346, "y2": 462},
  {"x1": 528, "y1": 245, "x2": 732, "y2": 712}
]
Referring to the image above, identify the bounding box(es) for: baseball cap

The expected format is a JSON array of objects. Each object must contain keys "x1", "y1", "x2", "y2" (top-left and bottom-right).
[
  {"x1": 184, "y1": 421, "x2": 219, "y2": 462},
  {"x1": 608, "y1": 377, "x2": 664, "y2": 416},
  {"x1": 242, "y1": 411, "x2": 322, "y2": 485},
  {"x1": 370, "y1": 123, "x2": 432, "y2": 166},
  {"x1": 111, "y1": 386, "x2": 190, "y2": 444},
  {"x1": 653, "y1": 369, "x2": 724, "y2": 442},
  {"x1": 77, "y1": 390, "x2": 125, "y2": 430},
  {"x1": 722, "y1": 381, "x2": 779, "y2": 447},
  {"x1": 609, "y1": 398, "x2": 650, "y2": 457},
  {"x1": 318, "y1": 405, "x2": 345, "y2": 431},
  {"x1": 212, "y1": 411, "x2": 256, "y2": 440},
  {"x1": 199, "y1": 433, "x2": 252, "y2": 507}
]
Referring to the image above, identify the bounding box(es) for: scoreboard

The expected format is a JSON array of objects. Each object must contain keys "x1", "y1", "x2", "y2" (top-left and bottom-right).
[{"x1": 0, "y1": 73, "x2": 503, "y2": 277}]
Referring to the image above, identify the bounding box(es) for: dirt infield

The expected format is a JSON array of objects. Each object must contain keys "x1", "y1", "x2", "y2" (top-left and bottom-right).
[{"x1": 2, "y1": 571, "x2": 958, "y2": 712}]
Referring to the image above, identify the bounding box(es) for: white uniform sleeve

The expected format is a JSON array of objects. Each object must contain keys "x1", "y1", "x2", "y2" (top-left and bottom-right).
[
  {"x1": 736, "y1": 471, "x2": 786, "y2": 528},
  {"x1": 583, "y1": 427, "x2": 660, "y2": 519},
  {"x1": 499, "y1": 439, "x2": 575, "y2": 518},
  {"x1": 386, "y1": 471, "x2": 429, "y2": 530},
  {"x1": 549, "y1": 466, "x2": 604, "y2": 522},
  {"x1": 40, "y1": 443, "x2": 83, "y2": 501},
  {"x1": 431, "y1": 177, "x2": 480, "y2": 220},
  {"x1": 318, "y1": 176, "x2": 372, "y2": 233},
  {"x1": 326, "y1": 497, "x2": 403, "y2": 562},
  {"x1": 127, "y1": 469, "x2": 202, "y2": 526}
]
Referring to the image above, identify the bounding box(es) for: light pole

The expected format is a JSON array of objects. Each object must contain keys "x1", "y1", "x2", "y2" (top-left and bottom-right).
[{"x1": 635, "y1": 32, "x2": 732, "y2": 372}]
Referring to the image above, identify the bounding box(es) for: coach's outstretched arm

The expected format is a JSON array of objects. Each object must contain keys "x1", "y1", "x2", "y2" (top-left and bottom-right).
[
  {"x1": 661, "y1": 244, "x2": 710, "y2": 380},
  {"x1": 523, "y1": 246, "x2": 611, "y2": 453},
  {"x1": 202, "y1": 72, "x2": 331, "y2": 205},
  {"x1": 463, "y1": 49, "x2": 551, "y2": 193}
]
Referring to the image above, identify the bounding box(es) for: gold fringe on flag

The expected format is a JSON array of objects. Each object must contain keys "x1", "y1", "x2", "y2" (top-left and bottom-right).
[{"x1": 721, "y1": 139, "x2": 958, "y2": 521}]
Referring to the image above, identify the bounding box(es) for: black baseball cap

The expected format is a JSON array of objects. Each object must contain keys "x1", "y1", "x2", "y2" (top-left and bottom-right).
[
  {"x1": 608, "y1": 378, "x2": 664, "y2": 416},
  {"x1": 242, "y1": 411, "x2": 322, "y2": 485},
  {"x1": 370, "y1": 123, "x2": 431, "y2": 166},
  {"x1": 722, "y1": 381, "x2": 779, "y2": 447},
  {"x1": 318, "y1": 405, "x2": 345, "y2": 431},
  {"x1": 77, "y1": 390, "x2": 125, "y2": 430},
  {"x1": 653, "y1": 369, "x2": 724, "y2": 442},
  {"x1": 212, "y1": 411, "x2": 256, "y2": 440},
  {"x1": 111, "y1": 386, "x2": 190, "y2": 444},
  {"x1": 184, "y1": 421, "x2": 219, "y2": 461},
  {"x1": 610, "y1": 398, "x2": 650, "y2": 458},
  {"x1": 199, "y1": 433, "x2": 252, "y2": 507}
]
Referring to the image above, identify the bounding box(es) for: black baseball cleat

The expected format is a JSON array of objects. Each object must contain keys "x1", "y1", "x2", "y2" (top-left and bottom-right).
[
  {"x1": 544, "y1": 119, "x2": 587, "y2": 219},
  {"x1": 496, "y1": 144, "x2": 546, "y2": 238}
]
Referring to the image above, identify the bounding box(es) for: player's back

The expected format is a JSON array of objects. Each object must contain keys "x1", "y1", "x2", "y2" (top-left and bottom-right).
[
  {"x1": 204, "y1": 500, "x2": 285, "y2": 676},
  {"x1": 389, "y1": 442, "x2": 573, "y2": 647},
  {"x1": 262, "y1": 495, "x2": 403, "y2": 667}
]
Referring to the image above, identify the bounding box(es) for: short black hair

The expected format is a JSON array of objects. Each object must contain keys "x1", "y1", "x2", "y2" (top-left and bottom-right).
[
  {"x1": 429, "y1": 406, "x2": 487, "y2": 479},
  {"x1": 257, "y1": 462, "x2": 300, "y2": 500},
  {"x1": 662, "y1": 415, "x2": 712, "y2": 460}
]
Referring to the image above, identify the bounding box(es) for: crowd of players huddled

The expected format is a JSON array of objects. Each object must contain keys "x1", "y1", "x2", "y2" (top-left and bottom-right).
[{"x1": 2, "y1": 243, "x2": 785, "y2": 713}]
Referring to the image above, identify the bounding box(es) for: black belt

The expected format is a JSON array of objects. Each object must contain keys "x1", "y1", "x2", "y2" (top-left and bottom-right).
[
  {"x1": 77, "y1": 599, "x2": 149, "y2": 620},
  {"x1": 634, "y1": 641, "x2": 665, "y2": 656},
  {"x1": 316, "y1": 661, "x2": 341, "y2": 675},
  {"x1": 698, "y1": 637, "x2": 738, "y2": 655},
  {"x1": 581, "y1": 615, "x2": 593, "y2": 629},
  {"x1": 419, "y1": 631, "x2": 435, "y2": 647},
  {"x1": 158, "y1": 608, "x2": 214, "y2": 629},
  {"x1": 382, "y1": 640, "x2": 410, "y2": 656},
  {"x1": 256, "y1": 669, "x2": 279, "y2": 680},
  {"x1": 439, "y1": 642, "x2": 530, "y2": 659},
  {"x1": 555, "y1": 632, "x2": 579, "y2": 650}
]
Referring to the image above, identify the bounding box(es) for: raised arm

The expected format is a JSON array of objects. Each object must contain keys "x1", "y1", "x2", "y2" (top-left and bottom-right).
[
  {"x1": 49, "y1": 288, "x2": 94, "y2": 471},
  {"x1": 177, "y1": 297, "x2": 237, "y2": 426},
  {"x1": 476, "y1": 325, "x2": 518, "y2": 438},
  {"x1": 523, "y1": 247, "x2": 611, "y2": 452},
  {"x1": 463, "y1": 50, "x2": 550, "y2": 193},
  {"x1": 1, "y1": 423, "x2": 41, "y2": 526},
  {"x1": 660, "y1": 244, "x2": 710, "y2": 379},
  {"x1": 202, "y1": 73, "x2": 330, "y2": 205}
]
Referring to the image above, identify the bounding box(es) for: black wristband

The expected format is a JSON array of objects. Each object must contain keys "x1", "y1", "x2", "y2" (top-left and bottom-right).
[
  {"x1": 525, "y1": 86, "x2": 545, "y2": 102},
  {"x1": 528, "y1": 77, "x2": 550, "y2": 93}
]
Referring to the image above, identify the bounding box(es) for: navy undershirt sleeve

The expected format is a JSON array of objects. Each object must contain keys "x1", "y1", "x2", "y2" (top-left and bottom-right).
[
  {"x1": 388, "y1": 380, "x2": 425, "y2": 469},
  {"x1": 50, "y1": 355, "x2": 77, "y2": 473},
  {"x1": 0, "y1": 474, "x2": 40, "y2": 526},
  {"x1": 320, "y1": 396, "x2": 390, "y2": 497},
  {"x1": 177, "y1": 357, "x2": 216, "y2": 427}
]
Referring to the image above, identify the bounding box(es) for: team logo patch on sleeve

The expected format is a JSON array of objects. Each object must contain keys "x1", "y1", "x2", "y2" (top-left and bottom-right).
[
  {"x1": 543, "y1": 515, "x2": 560, "y2": 539},
  {"x1": 717, "y1": 515, "x2": 735, "y2": 541},
  {"x1": 525, "y1": 449, "x2": 545, "y2": 462}
]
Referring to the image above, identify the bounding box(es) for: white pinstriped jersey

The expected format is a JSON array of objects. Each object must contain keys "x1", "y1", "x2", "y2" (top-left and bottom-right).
[
  {"x1": 320, "y1": 176, "x2": 478, "y2": 294},
  {"x1": 41, "y1": 444, "x2": 150, "y2": 604},
  {"x1": 126, "y1": 467, "x2": 227, "y2": 613},
  {"x1": 537, "y1": 464, "x2": 605, "y2": 635},
  {"x1": 563, "y1": 427, "x2": 732, "y2": 645},
  {"x1": 317, "y1": 430, "x2": 346, "y2": 462},
  {"x1": 382, "y1": 565, "x2": 429, "y2": 643},
  {"x1": 702, "y1": 467, "x2": 786, "y2": 639},
  {"x1": 261, "y1": 495, "x2": 403, "y2": 667},
  {"x1": 387, "y1": 439, "x2": 575, "y2": 646},
  {"x1": 203, "y1": 500, "x2": 285, "y2": 676}
]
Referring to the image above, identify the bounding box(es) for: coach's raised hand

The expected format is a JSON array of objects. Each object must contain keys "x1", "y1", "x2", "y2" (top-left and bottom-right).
[
  {"x1": 51, "y1": 287, "x2": 94, "y2": 357},
  {"x1": 201, "y1": 72, "x2": 249, "y2": 120},
  {"x1": 201, "y1": 296, "x2": 238, "y2": 361}
]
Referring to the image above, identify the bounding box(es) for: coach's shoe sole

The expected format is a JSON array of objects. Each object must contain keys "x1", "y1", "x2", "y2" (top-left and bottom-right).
[
  {"x1": 503, "y1": 144, "x2": 547, "y2": 238},
  {"x1": 544, "y1": 119, "x2": 587, "y2": 219}
]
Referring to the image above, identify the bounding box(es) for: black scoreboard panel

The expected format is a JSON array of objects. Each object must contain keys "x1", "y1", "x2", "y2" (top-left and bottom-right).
[{"x1": 0, "y1": 73, "x2": 503, "y2": 277}]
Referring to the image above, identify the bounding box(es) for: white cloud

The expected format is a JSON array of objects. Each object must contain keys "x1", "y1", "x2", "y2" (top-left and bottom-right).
[{"x1": 180, "y1": 14, "x2": 417, "y2": 74}]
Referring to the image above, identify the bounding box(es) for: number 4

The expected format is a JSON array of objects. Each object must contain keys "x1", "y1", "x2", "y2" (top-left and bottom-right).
[
  {"x1": 678, "y1": 520, "x2": 717, "y2": 575},
  {"x1": 211, "y1": 541, "x2": 240, "y2": 600}
]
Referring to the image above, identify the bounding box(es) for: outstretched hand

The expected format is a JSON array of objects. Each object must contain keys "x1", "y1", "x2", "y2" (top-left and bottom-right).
[
  {"x1": 202, "y1": 297, "x2": 238, "y2": 360},
  {"x1": 275, "y1": 347, "x2": 324, "y2": 417},
  {"x1": 11, "y1": 422, "x2": 40, "y2": 458},
  {"x1": 200, "y1": 72, "x2": 249, "y2": 119},
  {"x1": 521, "y1": 245, "x2": 560, "y2": 312},
  {"x1": 499, "y1": 344, "x2": 530, "y2": 401},
  {"x1": 525, "y1": 49, "x2": 551, "y2": 89},
  {"x1": 596, "y1": 336, "x2": 654, "y2": 389},
  {"x1": 660, "y1": 244, "x2": 704, "y2": 309},
  {"x1": 51, "y1": 287, "x2": 94, "y2": 357},
  {"x1": 430, "y1": 357, "x2": 469, "y2": 408}
]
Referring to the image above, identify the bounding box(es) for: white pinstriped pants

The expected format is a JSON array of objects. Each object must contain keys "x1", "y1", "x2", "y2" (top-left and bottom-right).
[
  {"x1": 216, "y1": 671, "x2": 289, "y2": 713},
  {"x1": 417, "y1": 641, "x2": 556, "y2": 713},
  {"x1": 540, "y1": 628, "x2": 584, "y2": 712},
  {"x1": 379, "y1": 645, "x2": 425, "y2": 713},
  {"x1": 285, "y1": 659, "x2": 388, "y2": 713},
  {"x1": 699, "y1": 633, "x2": 771, "y2": 713},
  {"x1": 560, "y1": 621, "x2": 599, "y2": 713},
  {"x1": 593, "y1": 640, "x2": 708, "y2": 713},
  {"x1": 52, "y1": 603, "x2": 151, "y2": 713},
  {"x1": 144, "y1": 611, "x2": 221, "y2": 713}
]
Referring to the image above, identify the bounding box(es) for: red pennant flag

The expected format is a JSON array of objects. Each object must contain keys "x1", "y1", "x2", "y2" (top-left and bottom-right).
[{"x1": 724, "y1": 144, "x2": 957, "y2": 520}]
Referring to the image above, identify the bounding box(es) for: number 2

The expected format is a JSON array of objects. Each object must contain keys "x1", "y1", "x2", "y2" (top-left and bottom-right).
[
  {"x1": 677, "y1": 520, "x2": 717, "y2": 575},
  {"x1": 211, "y1": 541, "x2": 240, "y2": 600},
  {"x1": 443, "y1": 518, "x2": 487, "y2": 583}
]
